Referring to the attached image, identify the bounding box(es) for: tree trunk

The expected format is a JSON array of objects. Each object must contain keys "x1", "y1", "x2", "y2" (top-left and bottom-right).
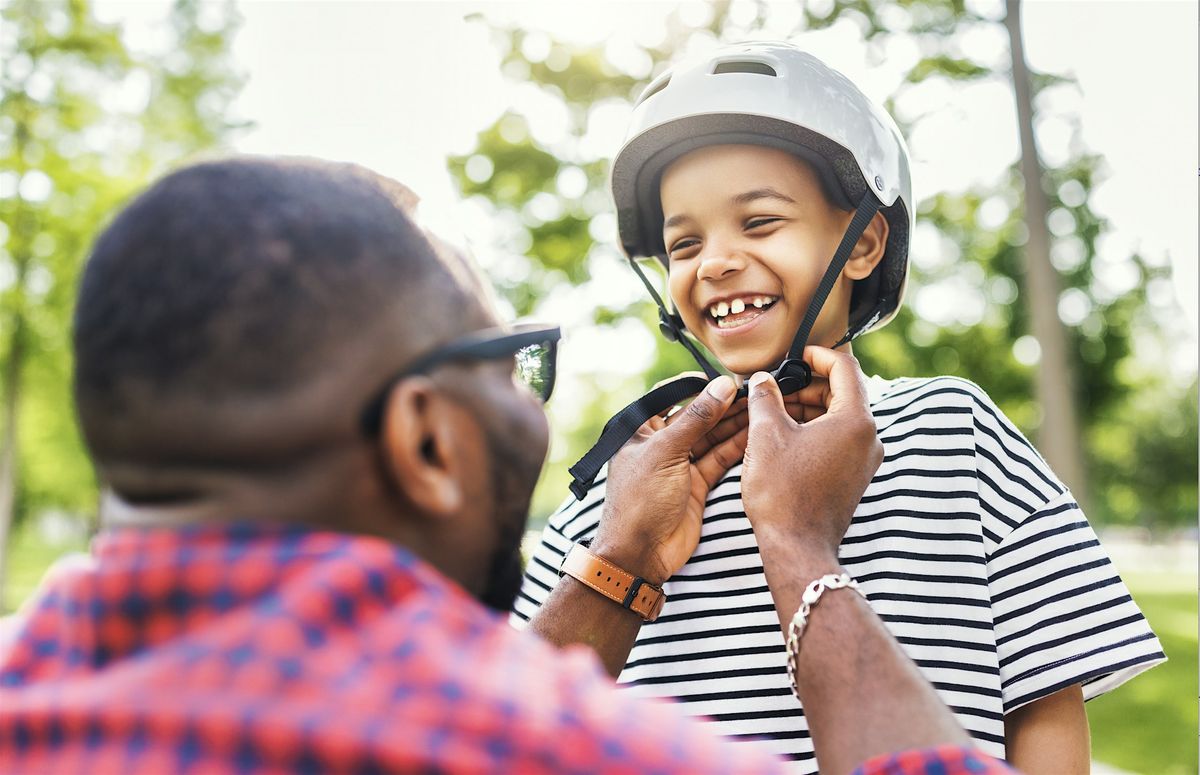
[{"x1": 1004, "y1": 0, "x2": 1089, "y2": 506}]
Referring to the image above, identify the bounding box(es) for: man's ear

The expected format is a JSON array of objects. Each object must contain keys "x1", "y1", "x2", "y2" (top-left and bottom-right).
[
  {"x1": 843, "y1": 211, "x2": 889, "y2": 281},
  {"x1": 378, "y1": 377, "x2": 471, "y2": 519}
]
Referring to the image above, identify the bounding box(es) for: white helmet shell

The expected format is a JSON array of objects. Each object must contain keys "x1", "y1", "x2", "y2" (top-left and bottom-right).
[{"x1": 611, "y1": 41, "x2": 913, "y2": 338}]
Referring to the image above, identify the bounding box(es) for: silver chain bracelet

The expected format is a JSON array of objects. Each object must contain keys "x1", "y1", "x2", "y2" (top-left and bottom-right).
[{"x1": 785, "y1": 572, "x2": 864, "y2": 699}]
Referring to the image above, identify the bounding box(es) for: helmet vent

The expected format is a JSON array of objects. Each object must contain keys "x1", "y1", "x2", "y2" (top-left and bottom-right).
[
  {"x1": 636, "y1": 75, "x2": 671, "y2": 106},
  {"x1": 712, "y1": 61, "x2": 776, "y2": 77}
]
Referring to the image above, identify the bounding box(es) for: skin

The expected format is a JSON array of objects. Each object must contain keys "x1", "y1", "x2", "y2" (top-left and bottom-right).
[
  {"x1": 85, "y1": 161, "x2": 1045, "y2": 771},
  {"x1": 660, "y1": 144, "x2": 887, "y2": 375},
  {"x1": 94, "y1": 201, "x2": 967, "y2": 772},
  {"x1": 533, "y1": 143, "x2": 1088, "y2": 771},
  {"x1": 531, "y1": 350, "x2": 974, "y2": 775},
  {"x1": 1004, "y1": 684, "x2": 1090, "y2": 774},
  {"x1": 101, "y1": 231, "x2": 550, "y2": 610},
  {"x1": 742, "y1": 355, "x2": 973, "y2": 775}
]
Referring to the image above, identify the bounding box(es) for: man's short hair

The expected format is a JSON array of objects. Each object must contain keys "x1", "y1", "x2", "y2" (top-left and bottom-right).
[{"x1": 73, "y1": 157, "x2": 474, "y2": 465}]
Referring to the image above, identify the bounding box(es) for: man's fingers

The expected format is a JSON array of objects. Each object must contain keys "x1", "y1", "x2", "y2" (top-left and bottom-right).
[
  {"x1": 802, "y1": 347, "x2": 870, "y2": 413},
  {"x1": 784, "y1": 376, "x2": 832, "y2": 411},
  {"x1": 687, "y1": 400, "x2": 749, "y2": 458},
  {"x1": 746, "y1": 372, "x2": 789, "y2": 431},
  {"x1": 695, "y1": 426, "x2": 748, "y2": 487},
  {"x1": 659, "y1": 375, "x2": 737, "y2": 452},
  {"x1": 667, "y1": 396, "x2": 744, "y2": 428},
  {"x1": 785, "y1": 399, "x2": 813, "y2": 423}
]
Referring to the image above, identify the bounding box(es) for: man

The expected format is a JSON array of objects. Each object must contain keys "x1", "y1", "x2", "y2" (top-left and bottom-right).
[{"x1": 0, "y1": 157, "x2": 1007, "y2": 774}]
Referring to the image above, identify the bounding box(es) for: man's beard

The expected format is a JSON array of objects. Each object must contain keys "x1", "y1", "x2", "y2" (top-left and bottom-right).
[
  {"x1": 477, "y1": 422, "x2": 542, "y2": 612},
  {"x1": 479, "y1": 524, "x2": 526, "y2": 612}
]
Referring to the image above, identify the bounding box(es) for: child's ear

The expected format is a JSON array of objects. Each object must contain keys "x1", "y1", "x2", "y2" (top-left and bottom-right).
[{"x1": 844, "y1": 212, "x2": 889, "y2": 280}]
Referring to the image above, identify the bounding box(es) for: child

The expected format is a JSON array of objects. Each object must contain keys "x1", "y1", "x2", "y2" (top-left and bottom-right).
[{"x1": 513, "y1": 42, "x2": 1163, "y2": 772}]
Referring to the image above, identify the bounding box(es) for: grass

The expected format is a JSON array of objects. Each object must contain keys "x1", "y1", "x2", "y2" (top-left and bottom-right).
[
  {"x1": 4, "y1": 528, "x2": 1196, "y2": 772},
  {"x1": 1086, "y1": 571, "x2": 1198, "y2": 775}
]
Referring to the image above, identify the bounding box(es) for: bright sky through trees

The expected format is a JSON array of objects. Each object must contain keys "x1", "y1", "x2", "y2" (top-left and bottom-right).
[{"x1": 92, "y1": 0, "x2": 1197, "y2": 387}]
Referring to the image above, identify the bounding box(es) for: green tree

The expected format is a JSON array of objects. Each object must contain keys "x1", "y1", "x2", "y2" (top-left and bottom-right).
[
  {"x1": 0, "y1": 0, "x2": 245, "y2": 609},
  {"x1": 800, "y1": 0, "x2": 1195, "y2": 527},
  {"x1": 451, "y1": 1, "x2": 1195, "y2": 530}
]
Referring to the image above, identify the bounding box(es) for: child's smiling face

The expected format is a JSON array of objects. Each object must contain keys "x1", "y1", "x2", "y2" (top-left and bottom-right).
[{"x1": 660, "y1": 144, "x2": 886, "y2": 377}]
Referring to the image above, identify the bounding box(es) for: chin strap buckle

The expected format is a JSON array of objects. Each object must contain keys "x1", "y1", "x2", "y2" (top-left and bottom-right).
[
  {"x1": 774, "y1": 358, "x2": 812, "y2": 395},
  {"x1": 658, "y1": 309, "x2": 680, "y2": 342},
  {"x1": 734, "y1": 358, "x2": 812, "y2": 401}
]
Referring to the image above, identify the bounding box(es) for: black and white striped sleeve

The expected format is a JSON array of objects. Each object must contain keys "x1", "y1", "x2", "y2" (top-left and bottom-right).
[
  {"x1": 969, "y1": 385, "x2": 1167, "y2": 713},
  {"x1": 510, "y1": 472, "x2": 608, "y2": 629}
]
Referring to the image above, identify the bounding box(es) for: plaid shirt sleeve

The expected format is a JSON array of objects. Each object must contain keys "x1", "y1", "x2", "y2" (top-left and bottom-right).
[{"x1": 852, "y1": 746, "x2": 1016, "y2": 775}]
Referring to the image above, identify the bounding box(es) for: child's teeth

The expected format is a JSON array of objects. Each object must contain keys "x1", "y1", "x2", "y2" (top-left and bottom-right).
[{"x1": 710, "y1": 296, "x2": 778, "y2": 323}]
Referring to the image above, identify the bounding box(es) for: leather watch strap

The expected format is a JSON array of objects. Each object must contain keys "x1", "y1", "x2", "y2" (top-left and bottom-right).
[{"x1": 559, "y1": 543, "x2": 666, "y2": 622}]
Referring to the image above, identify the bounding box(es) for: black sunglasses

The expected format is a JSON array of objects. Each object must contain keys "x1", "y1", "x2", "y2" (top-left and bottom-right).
[{"x1": 360, "y1": 323, "x2": 561, "y2": 435}]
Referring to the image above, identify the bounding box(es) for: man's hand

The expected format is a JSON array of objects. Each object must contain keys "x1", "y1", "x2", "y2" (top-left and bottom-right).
[
  {"x1": 741, "y1": 348, "x2": 883, "y2": 565},
  {"x1": 592, "y1": 374, "x2": 740, "y2": 585},
  {"x1": 528, "y1": 374, "x2": 741, "y2": 677},
  {"x1": 682, "y1": 389, "x2": 814, "y2": 464},
  {"x1": 740, "y1": 349, "x2": 974, "y2": 773}
]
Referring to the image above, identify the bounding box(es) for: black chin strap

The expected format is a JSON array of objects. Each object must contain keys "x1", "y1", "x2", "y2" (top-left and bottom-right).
[
  {"x1": 567, "y1": 374, "x2": 710, "y2": 499},
  {"x1": 788, "y1": 192, "x2": 882, "y2": 358},
  {"x1": 568, "y1": 192, "x2": 882, "y2": 500},
  {"x1": 626, "y1": 258, "x2": 721, "y2": 380}
]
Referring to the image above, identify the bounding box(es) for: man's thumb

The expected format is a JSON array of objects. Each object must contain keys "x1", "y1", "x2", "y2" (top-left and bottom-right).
[
  {"x1": 663, "y1": 375, "x2": 736, "y2": 450},
  {"x1": 746, "y1": 371, "x2": 787, "y2": 431}
]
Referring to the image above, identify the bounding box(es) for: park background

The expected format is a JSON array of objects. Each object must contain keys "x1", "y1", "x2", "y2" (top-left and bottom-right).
[{"x1": 0, "y1": 1, "x2": 1196, "y2": 772}]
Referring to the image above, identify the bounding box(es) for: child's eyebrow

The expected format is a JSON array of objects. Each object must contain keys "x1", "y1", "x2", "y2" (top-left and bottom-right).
[
  {"x1": 662, "y1": 187, "x2": 797, "y2": 231},
  {"x1": 730, "y1": 187, "x2": 796, "y2": 206},
  {"x1": 663, "y1": 213, "x2": 689, "y2": 230}
]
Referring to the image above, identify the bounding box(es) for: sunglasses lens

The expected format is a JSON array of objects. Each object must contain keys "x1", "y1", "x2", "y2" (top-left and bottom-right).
[{"x1": 515, "y1": 341, "x2": 555, "y2": 402}]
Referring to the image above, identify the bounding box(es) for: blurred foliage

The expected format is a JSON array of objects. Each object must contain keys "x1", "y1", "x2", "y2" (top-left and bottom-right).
[
  {"x1": 0, "y1": 0, "x2": 1192, "y2": 540},
  {"x1": 449, "y1": 1, "x2": 1197, "y2": 529},
  {"x1": 0, "y1": 0, "x2": 244, "y2": 536}
]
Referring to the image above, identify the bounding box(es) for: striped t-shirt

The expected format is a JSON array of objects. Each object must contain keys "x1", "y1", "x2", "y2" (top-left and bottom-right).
[{"x1": 513, "y1": 375, "x2": 1165, "y2": 770}]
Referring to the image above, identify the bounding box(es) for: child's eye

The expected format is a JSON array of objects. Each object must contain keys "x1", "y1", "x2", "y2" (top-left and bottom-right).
[
  {"x1": 746, "y1": 217, "x2": 782, "y2": 230},
  {"x1": 667, "y1": 238, "x2": 700, "y2": 258}
]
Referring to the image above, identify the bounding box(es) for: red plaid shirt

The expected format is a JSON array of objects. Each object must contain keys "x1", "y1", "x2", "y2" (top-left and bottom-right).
[{"x1": 0, "y1": 524, "x2": 1011, "y2": 774}]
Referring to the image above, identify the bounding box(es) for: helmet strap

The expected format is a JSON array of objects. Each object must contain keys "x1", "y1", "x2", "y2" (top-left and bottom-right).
[
  {"x1": 742, "y1": 192, "x2": 881, "y2": 399},
  {"x1": 830, "y1": 329, "x2": 855, "y2": 350},
  {"x1": 627, "y1": 256, "x2": 721, "y2": 380},
  {"x1": 785, "y1": 191, "x2": 882, "y2": 359},
  {"x1": 566, "y1": 191, "x2": 882, "y2": 501}
]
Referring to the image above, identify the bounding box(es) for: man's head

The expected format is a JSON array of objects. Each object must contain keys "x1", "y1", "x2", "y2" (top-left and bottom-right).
[
  {"x1": 660, "y1": 144, "x2": 888, "y2": 376},
  {"x1": 74, "y1": 157, "x2": 549, "y2": 610}
]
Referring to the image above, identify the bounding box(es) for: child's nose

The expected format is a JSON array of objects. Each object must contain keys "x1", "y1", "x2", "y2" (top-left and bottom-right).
[{"x1": 696, "y1": 242, "x2": 746, "y2": 280}]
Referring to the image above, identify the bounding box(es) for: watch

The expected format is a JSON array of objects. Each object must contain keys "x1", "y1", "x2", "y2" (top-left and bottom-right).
[{"x1": 559, "y1": 541, "x2": 666, "y2": 622}]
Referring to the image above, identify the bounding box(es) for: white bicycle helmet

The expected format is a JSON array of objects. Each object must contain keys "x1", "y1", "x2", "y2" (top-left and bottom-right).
[{"x1": 611, "y1": 41, "x2": 913, "y2": 340}]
